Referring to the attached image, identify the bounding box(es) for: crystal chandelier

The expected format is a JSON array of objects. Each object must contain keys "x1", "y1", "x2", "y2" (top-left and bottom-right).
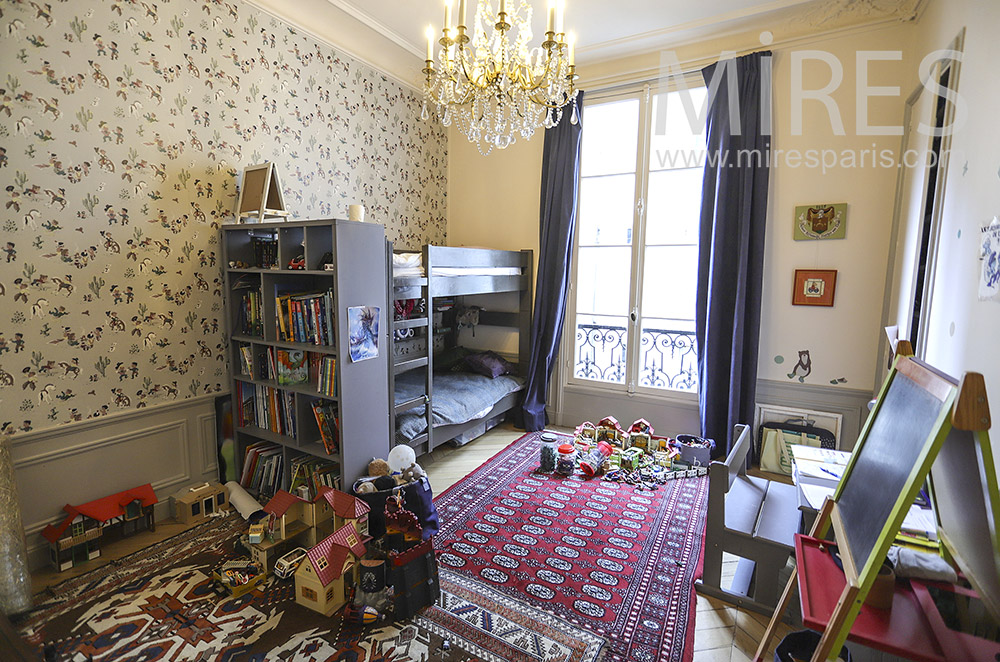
[{"x1": 422, "y1": 0, "x2": 580, "y2": 154}]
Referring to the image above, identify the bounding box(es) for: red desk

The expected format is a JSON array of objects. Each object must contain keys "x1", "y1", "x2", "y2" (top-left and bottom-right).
[{"x1": 795, "y1": 534, "x2": 1000, "y2": 662}]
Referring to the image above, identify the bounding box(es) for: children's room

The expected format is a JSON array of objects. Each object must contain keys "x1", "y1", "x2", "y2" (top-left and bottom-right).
[{"x1": 2, "y1": 0, "x2": 1000, "y2": 660}]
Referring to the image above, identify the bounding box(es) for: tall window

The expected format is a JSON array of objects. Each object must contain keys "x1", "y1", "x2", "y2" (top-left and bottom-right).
[{"x1": 570, "y1": 85, "x2": 706, "y2": 394}]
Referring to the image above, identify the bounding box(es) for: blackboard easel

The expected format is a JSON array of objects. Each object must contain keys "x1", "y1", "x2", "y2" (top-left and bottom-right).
[
  {"x1": 235, "y1": 162, "x2": 289, "y2": 223},
  {"x1": 754, "y1": 353, "x2": 1000, "y2": 661}
]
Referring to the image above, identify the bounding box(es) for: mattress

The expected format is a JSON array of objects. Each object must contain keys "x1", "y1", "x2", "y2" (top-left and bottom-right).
[
  {"x1": 394, "y1": 369, "x2": 524, "y2": 442},
  {"x1": 392, "y1": 252, "x2": 522, "y2": 278}
]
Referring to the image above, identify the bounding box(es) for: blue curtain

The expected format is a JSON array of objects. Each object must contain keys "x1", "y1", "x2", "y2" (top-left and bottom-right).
[
  {"x1": 696, "y1": 53, "x2": 771, "y2": 457},
  {"x1": 519, "y1": 92, "x2": 585, "y2": 431}
]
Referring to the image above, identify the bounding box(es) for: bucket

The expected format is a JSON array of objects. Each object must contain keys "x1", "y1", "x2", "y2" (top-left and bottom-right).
[
  {"x1": 774, "y1": 630, "x2": 852, "y2": 662},
  {"x1": 674, "y1": 434, "x2": 715, "y2": 466}
]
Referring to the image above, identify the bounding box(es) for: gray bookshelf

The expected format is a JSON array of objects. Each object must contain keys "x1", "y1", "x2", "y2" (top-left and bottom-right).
[{"x1": 221, "y1": 219, "x2": 390, "y2": 496}]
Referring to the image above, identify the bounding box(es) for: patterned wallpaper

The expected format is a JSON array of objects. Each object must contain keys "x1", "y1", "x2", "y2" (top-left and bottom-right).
[{"x1": 0, "y1": 0, "x2": 448, "y2": 435}]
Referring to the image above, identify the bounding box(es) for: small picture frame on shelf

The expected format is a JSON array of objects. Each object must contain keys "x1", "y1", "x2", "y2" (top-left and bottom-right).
[{"x1": 792, "y1": 269, "x2": 837, "y2": 306}]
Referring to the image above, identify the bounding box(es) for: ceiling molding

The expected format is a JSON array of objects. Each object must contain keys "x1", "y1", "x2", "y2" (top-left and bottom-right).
[
  {"x1": 578, "y1": 16, "x2": 916, "y2": 91},
  {"x1": 323, "y1": 0, "x2": 423, "y2": 59}
]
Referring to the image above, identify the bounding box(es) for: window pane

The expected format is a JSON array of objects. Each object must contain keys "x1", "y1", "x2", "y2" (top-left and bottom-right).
[
  {"x1": 578, "y1": 174, "x2": 635, "y2": 246},
  {"x1": 580, "y1": 99, "x2": 639, "y2": 177},
  {"x1": 649, "y1": 88, "x2": 707, "y2": 171},
  {"x1": 574, "y1": 246, "x2": 632, "y2": 317},
  {"x1": 646, "y1": 169, "x2": 702, "y2": 246},
  {"x1": 573, "y1": 314, "x2": 628, "y2": 384},
  {"x1": 638, "y1": 245, "x2": 698, "y2": 392},
  {"x1": 640, "y1": 246, "x2": 697, "y2": 322}
]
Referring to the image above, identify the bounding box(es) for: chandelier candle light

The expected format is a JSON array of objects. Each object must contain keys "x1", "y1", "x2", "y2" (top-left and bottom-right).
[{"x1": 422, "y1": 0, "x2": 580, "y2": 154}]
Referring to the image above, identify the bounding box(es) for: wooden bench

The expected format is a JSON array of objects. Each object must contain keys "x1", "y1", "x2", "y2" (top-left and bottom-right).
[{"x1": 696, "y1": 423, "x2": 801, "y2": 612}]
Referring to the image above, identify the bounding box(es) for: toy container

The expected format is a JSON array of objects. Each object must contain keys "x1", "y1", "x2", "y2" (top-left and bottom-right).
[
  {"x1": 539, "y1": 432, "x2": 558, "y2": 472},
  {"x1": 556, "y1": 443, "x2": 577, "y2": 475},
  {"x1": 674, "y1": 434, "x2": 715, "y2": 466},
  {"x1": 580, "y1": 441, "x2": 613, "y2": 477}
]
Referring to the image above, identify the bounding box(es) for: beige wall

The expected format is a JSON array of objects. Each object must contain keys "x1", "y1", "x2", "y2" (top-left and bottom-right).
[
  {"x1": 446, "y1": 21, "x2": 917, "y2": 431},
  {"x1": 907, "y1": 1, "x2": 1000, "y2": 421}
]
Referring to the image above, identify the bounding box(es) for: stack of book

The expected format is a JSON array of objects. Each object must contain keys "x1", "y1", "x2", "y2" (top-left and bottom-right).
[
  {"x1": 236, "y1": 379, "x2": 296, "y2": 437},
  {"x1": 316, "y1": 355, "x2": 337, "y2": 397},
  {"x1": 289, "y1": 455, "x2": 341, "y2": 501},
  {"x1": 251, "y1": 235, "x2": 277, "y2": 268},
  {"x1": 276, "y1": 289, "x2": 335, "y2": 345},
  {"x1": 240, "y1": 441, "x2": 283, "y2": 498}
]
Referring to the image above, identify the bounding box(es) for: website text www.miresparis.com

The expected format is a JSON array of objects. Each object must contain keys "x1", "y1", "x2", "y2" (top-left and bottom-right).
[
  {"x1": 652, "y1": 44, "x2": 967, "y2": 174},
  {"x1": 654, "y1": 145, "x2": 960, "y2": 175}
]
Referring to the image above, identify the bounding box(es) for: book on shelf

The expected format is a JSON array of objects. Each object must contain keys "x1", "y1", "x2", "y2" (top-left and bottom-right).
[
  {"x1": 317, "y1": 355, "x2": 337, "y2": 397},
  {"x1": 241, "y1": 441, "x2": 283, "y2": 498},
  {"x1": 251, "y1": 235, "x2": 277, "y2": 269},
  {"x1": 289, "y1": 455, "x2": 341, "y2": 501},
  {"x1": 239, "y1": 345, "x2": 254, "y2": 379},
  {"x1": 275, "y1": 290, "x2": 335, "y2": 345},
  {"x1": 238, "y1": 290, "x2": 263, "y2": 336},
  {"x1": 276, "y1": 349, "x2": 308, "y2": 386},
  {"x1": 310, "y1": 399, "x2": 339, "y2": 455}
]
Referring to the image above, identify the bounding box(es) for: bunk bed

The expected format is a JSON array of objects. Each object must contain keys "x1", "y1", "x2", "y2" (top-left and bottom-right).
[{"x1": 387, "y1": 244, "x2": 533, "y2": 457}]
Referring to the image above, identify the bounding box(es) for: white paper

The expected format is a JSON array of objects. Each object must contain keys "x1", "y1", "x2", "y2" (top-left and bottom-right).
[
  {"x1": 790, "y1": 444, "x2": 850, "y2": 465},
  {"x1": 800, "y1": 483, "x2": 836, "y2": 510},
  {"x1": 902, "y1": 505, "x2": 937, "y2": 537},
  {"x1": 979, "y1": 216, "x2": 1000, "y2": 301}
]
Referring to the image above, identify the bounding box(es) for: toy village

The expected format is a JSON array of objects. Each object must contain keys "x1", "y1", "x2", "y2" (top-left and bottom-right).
[{"x1": 37, "y1": 416, "x2": 714, "y2": 629}]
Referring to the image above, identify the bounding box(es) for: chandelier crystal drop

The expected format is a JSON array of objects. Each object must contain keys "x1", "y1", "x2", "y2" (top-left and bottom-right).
[{"x1": 422, "y1": 0, "x2": 579, "y2": 155}]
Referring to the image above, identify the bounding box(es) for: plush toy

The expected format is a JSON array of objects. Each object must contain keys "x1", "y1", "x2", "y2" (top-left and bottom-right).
[
  {"x1": 355, "y1": 481, "x2": 376, "y2": 494},
  {"x1": 368, "y1": 458, "x2": 390, "y2": 477},
  {"x1": 400, "y1": 462, "x2": 426, "y2": 483},
  {"x1": 374, "y1": 475, "x2": 396, "y2": 491}
]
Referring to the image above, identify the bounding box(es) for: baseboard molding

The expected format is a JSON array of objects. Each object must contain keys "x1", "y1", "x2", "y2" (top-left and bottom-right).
[{"x1": 11, "y1": 397, "x2": 222, "y2": 570}]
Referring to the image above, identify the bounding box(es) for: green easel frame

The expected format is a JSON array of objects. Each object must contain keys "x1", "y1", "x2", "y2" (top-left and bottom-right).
[{"x1": 754, "y1": 349, "x2": 1000, "y2": 661}]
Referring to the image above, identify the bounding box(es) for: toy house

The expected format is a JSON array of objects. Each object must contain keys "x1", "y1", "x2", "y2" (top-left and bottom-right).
[
  {"x1": 248, "y1": 490, "x2": 310, "y2": 569},
  {"x1": 41, "y1": 484, "x2": 158, "y2": 571},
  {"x1": 294, "y1": 524, "x2": 367, "y2": 616},
  {"x1": 298, "y1": 486, "x2": 372, "y2": 546},
  {"x1": 172, "y1": 482, "x2": 230, "y2": 525}
]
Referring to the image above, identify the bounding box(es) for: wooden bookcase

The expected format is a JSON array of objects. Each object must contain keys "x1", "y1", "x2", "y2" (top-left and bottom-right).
[{"x1": 221, "y1": 219, "x2": 390, "y2": 497}]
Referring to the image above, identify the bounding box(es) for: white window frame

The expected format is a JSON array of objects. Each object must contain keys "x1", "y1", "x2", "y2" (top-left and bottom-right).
[{"x1": 563, "y1": 78, "x2": 704, "y2": 405}]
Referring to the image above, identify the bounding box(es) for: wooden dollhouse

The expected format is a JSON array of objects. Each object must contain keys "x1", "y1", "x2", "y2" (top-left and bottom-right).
[
  {"x1": 294, "y1": 524, "x2": 367, "y2": 616},
  {"x1": 41, "y1": 484, "x2": 158, "y2": 571}
]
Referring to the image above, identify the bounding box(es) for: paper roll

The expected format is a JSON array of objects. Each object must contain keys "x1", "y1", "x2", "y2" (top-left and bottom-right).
[
  {"x1": 225, "y1": 481, "x2": 263, "y2": 520},
  {"x1": 349, "y1": 204, "x2": 365, "y2": 222}
]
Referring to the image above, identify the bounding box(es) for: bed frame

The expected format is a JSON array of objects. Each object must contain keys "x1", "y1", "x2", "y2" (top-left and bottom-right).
[{"x1": 387, "y1": 243, "x2": 533, "y2": 456}]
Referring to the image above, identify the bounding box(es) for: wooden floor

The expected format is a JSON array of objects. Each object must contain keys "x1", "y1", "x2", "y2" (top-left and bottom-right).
[{"x1": 423, "y1": 422, "x2": 797, "y2": 662}]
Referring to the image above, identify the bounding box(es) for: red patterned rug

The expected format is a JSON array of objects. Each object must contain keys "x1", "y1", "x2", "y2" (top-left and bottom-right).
[{"x1": 434, "y1": 431, "x2": 710, "y2": 662}]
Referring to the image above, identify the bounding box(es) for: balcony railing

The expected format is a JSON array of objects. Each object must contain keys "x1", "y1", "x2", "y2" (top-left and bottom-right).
[{"x1": 574, "y1": 323, "x2": 698, "y2": 393}]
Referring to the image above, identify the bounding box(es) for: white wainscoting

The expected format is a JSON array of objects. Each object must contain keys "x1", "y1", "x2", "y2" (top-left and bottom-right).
[{"x1": 10, "y1": 395, "x2": 223, "y2": 570}]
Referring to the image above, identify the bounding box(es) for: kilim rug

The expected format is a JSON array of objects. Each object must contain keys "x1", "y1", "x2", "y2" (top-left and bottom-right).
[
  {"x1": 15, "y1": 513, "x2": 600, "y2": 661},
  {"x1": 434, "y1": 431, "x2": 710, "y2": 662}
]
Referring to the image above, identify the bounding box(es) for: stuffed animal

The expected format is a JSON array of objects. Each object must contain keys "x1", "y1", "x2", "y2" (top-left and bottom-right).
[
  {"x1": 400, "y1": 462, "x2": 426, "y2": 483},
  {"x1": 374, "y1": 475, "x2": 396, "y2": 491},
  {"x1": 368, "y1": 458, "x2": 390, "y2": 477},
  {"x1": 355, "y1": 481, "x2": 376, "y2": 494}
]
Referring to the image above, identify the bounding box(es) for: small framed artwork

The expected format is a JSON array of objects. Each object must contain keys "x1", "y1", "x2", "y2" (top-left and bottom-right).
[
  {"x1": 792, "y1": 269, "x2": 837, "y2": 306},
  {"x1": 794, "y1": 203, "x2": 847, "y2": 240}
]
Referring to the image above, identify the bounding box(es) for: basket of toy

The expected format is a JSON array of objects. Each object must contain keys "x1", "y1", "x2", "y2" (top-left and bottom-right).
[{"x1": 673, "y1": 434, "x2": 716, "y2": 466}]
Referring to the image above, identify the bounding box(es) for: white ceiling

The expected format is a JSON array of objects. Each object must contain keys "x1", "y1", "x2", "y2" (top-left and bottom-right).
[
  {"x1": 248, "y1": 0, "x2": 924, "y2": 88},
  {"x1": 326, "y1": 0, "x2": 814, "y2": 59}
]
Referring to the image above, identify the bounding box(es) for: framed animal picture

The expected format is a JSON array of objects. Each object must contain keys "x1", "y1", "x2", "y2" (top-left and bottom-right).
[
  {"x1": 792, "y1": 269, "x2": 837, "y2": 306},
  {"x1": 794, "y1": 203, "x2": 847, "y2": 240}
]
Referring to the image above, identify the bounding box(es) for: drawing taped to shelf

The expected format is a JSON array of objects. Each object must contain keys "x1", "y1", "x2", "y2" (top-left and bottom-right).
[{"x1": 348, "y1": 306, "x2": 380, "y2": 362}]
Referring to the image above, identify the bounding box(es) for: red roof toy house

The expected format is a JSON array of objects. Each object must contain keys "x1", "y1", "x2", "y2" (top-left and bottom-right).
[
  {"x1": 298, "y1": 486, "x2": 371, "y2": 547},
  {"x1": 294, "y1": 523, "x2": 367, "y2": 616},
  {"x1": 41, "y1": 484, "x2": 158, "y2": 571}
]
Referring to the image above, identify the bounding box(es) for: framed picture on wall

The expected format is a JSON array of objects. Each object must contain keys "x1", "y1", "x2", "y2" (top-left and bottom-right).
[{"x1": 792, "y1": 269, "x2": 837, "y2": 306}]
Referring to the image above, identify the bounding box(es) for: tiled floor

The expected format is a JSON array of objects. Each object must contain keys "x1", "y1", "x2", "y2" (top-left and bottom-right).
[{"x1": 423, "y1": 422, "x2": 797, "y2": 662}]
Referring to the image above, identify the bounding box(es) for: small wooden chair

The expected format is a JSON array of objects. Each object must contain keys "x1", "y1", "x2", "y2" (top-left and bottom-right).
[{"x1": 696, "y1": 423, "x2": 801, "y2": 612}]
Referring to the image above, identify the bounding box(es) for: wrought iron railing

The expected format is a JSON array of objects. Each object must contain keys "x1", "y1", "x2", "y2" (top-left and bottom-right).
[{"x1": 574, "y1": 323, "x2": 698, "y2": 393}]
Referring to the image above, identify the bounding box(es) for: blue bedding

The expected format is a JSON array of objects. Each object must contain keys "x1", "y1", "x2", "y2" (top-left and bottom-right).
[{"x1": 395, "y1": 370, "x2": 524, "y2": 441}]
